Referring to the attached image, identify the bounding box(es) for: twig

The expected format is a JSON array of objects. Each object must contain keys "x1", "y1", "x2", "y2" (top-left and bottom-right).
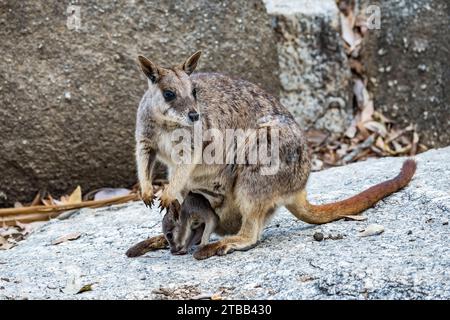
[
  {"x1": 341, "y1": 135, "x2": 375, "y2": 163},
  {"x1": 0, "y1": 194, "x2": 139, "y2": 222}
]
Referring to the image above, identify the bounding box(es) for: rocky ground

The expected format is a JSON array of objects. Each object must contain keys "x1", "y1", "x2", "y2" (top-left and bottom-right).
[{"x1": 1, "y1": 147, "x2": 449, "y2": 300}]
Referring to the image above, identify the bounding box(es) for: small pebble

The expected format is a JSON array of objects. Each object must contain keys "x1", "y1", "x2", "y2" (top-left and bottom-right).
[
  {"x1": 407, "y1": 230, "x2": 413, "y2": 235},
  {"x1": 313, "y1": 232, "x2": 324, "y2": 242}
]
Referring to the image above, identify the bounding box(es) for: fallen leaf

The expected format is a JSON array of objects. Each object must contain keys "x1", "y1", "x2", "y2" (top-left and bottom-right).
[
  {"x1": 345, "y1": 120, "x2": 357, "y2": 138},
  {"x1": 77, "y1": 283, "x2": 94, "y2": 294},
  {"x1": 343, "y1": 215, "x2": 368, "y2": 221},
  {"x1": 410, "y1": 131, "x2": 419, "y2": 155},
  {"x1": 375, "y1": 136, "x2": 385, "y2": 150},
  {"x1": 353, "y1": 79, "x2": 365, "y2": 109},
  {"x1": 359, "y1": 224, "x2": 385, "y2": 237},
  {"x1": 360, "y1": 97, "x2": 374, "y2": 123},
  {"x1": 349, "y1": 58, "x2": 364, "y2": 76},
  {"x1": 51, "y1": 232, "x2": 82, "y2": 245},
  {"x1": 340, "y1": 12, "x2": 356, "y2": 47},
  {"x1": 191, "y1": 293, "x2": 214, "y2": 300},
  {"x1": 30, "y1": 191, "x2": 42, "y2": 206},
  {"x1": 373, "y1": 111, "x2": 395, "y2": 124},
  {"x1": 94, "y1": 188, "x2": 131, "y2": 201},
  {"x1": 0, "y1": 236, "x2": 15, "y2": 250},
  {"x1": 364, "y1": 121, "x2": 387, "y2": 137},
  {"x1": 14, "y1": 202, "x2": 23, "y2": 208},
  {"x1": 305, "y1": 129, "x2": 328, "y2": 146},
  {"x1": 211, "y1": 293, "x2": 223, "y2": 300},
  {"x1": 42, "y1": 194, "x2": 56, "y2": 207},
  {"x1": 68, "y1": 186, "x2": 82, "y2": 204}
]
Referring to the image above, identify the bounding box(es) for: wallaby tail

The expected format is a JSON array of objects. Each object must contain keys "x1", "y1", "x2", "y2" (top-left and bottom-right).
[{"x1": 286, "y1": 159, "x2": 417, "y2": 224}]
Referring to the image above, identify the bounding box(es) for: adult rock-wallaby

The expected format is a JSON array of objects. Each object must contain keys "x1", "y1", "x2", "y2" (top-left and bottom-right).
[{"x1": 131, "y1": 50, "x2": 416, "y2": 260}]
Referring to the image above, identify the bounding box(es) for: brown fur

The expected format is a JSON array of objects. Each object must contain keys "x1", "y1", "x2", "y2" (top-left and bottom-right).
[
  {"x1": 125, "y1": 234, "x2": 168, "y2": 258},
  {"x1": 130, "y1": 51, "x2": 417, "y2": 260}
]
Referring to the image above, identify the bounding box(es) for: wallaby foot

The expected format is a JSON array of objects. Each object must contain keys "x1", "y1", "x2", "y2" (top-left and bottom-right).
[
  {"x1": 126, "y1": 234, "x2": 169, "y2": 257},
  {"x1": 193, "y1": 236, "x2": 258, "y2": 260}
]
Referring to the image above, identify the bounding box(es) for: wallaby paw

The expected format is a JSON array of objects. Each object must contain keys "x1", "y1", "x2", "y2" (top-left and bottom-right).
[
  {"x1": 193, "y1": 242, "x2": 232, "y2": 260},
  {"x1": 159, "y1": 188, "x2": 175, "y2": 210},
  {"x1": 125, "y1": 235, "x2": 168, "y2": 258},
  {"x1": 140, "y1": 190, "x2": 155, "y2": 208}
]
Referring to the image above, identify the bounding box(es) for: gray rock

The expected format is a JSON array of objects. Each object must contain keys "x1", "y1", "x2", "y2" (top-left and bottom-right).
[
  {"x1": 264, "y1": 0, "x2": 353, "y2": 134},
  {"x1": 1, "y1": 147, "x2": 449, "y2": 299},
  {"x1": 0, "y1": 0, "x2": 279, "y2": 207},
  {"x1": 360, "y1": 0, "x2": 450, "y2": 148}
]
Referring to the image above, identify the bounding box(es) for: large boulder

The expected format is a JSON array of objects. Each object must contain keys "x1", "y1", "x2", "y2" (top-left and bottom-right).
[
  {"x1": 264, "y1": 0, "x2": 353, "y2": 134},
  {"x1": 360, "y1": 0, "x2": 450, "y2": 148},
  {"x1": 1, "y1": 147, "x2": 449, "y2": 299},
  {"x1": 0, "y1": 0, "x2": 280, "y2": 207}
]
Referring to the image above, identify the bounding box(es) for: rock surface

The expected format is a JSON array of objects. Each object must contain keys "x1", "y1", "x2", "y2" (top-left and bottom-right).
[
  {"x1": 264, "y1": 0, "x2": 353, "y2": 134},
  {"x1": 1, "y1": 147, "x2": 449, "y2": 299},
  {"x1": 0, "y1": 0, "x2": 279, "y2": 207},
  {"x1": 360, "y1": 0, "x2": 450, "y2": 148}
]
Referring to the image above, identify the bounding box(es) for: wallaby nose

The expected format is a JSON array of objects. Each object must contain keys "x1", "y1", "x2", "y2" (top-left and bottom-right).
[
  {"x1": 173, "y1": 248, "x2": 187, "y2": 255},
  {"x1": 188, "y1": 111, "x2": 199, "y2": 122}
]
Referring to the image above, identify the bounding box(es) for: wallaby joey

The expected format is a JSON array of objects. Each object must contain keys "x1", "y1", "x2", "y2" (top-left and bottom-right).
[
  {"x1": 163, "y1": 192, "x2": 219, "y2": 255},
  {"x1": 132, "y1": 50, "x2": 417, "y2": 260}
]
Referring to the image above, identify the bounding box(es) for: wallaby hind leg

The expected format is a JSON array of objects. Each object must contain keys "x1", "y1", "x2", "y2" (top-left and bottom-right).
[
  {"x1": 193, "y1": 206, "x2": 266, "y2": 260},
  {"x1": 126, "y1": 234, "x2": 169, "y2": 257},
  {"x1": 199, "y1": 215, "x2": 219, "y2": 246}
]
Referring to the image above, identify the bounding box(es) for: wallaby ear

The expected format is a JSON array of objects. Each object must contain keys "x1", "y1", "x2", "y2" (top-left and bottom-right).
[
  {"x1": 169, "y1": 200, "x2": 181, "y2": 220},
  {"x1": 138, "y1": 55, "x2": 159, "y2": 83},
  {"x1": 182, "y1": 50, "x2": 202, "y2": 75}
]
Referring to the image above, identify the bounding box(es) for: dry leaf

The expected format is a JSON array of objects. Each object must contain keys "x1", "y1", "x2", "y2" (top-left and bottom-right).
[
  {"x1": 353, "y1": 79, "x2": 365, "y2": 109},
  {"x1": 14, "y1": 202, "x2": 23, "y2": 208},
  {"x1": 359, "y1": 224, "x2": 384, "y2": 237},
  {"x1": 42, "y1": 195, "x2": 56, "y2": 207},
  {"x1": 68, "y1": 186, "x2": 82, "y2": 204},
  {"x1": 0, "y1": 236, "x2": 15, "y2": 250},
  {"x1": 364, "y1": 121, "x2": 387, "y2": 137},
  {"x1": 305, "y1": 129, "x2": 328, "y2": 146},
  {"x1": 30, "y1": 192, "x2": 42, "y2": 206},
  {"x1": 375, "y1": 136, "x2": 385, "y2": 150},
  {"x1": 51, "y1": 232, "x2": 81, "y2": 245},
  {"x1": 340, "y1": 12, "x2": 356, "y2": 47},
  {"x1": 345, "y1": 120, "x2": 357, "y2": 138},
  {"x1": 77, "y1": 284, "x2": 94, "y2": 294},
  {"x1": 410, "y1": 131, "x2": 419, "y2": 155},
  {"x1": 211, "y1": 293, "x2": 223, "y2": 300},
  {"x1": 94, "y1": 188, "x2": 131, "y2": 201},
  {"x1": 349, "y1": 58, "x2": 364, "y2": 76},
  {"x1": 343, "y1": 215, "x2": 368, "y2": 221},
  {"x1": 360, "y1": 98, "x2": 374, "y2": 123},
  {"x1": 373, "y1": 111, "x2": 394, "y2": 124}
]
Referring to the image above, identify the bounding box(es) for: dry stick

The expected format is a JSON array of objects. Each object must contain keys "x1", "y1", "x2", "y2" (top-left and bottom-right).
[
  {"x1": 1, "y1": 212, "x2": 63, "y2": 226},
  {"x1": 341, "y1": 135, "x2": 375, "y2": 163},
  {"x1": 0, "y1": 194, "x2": 140, "y2": 218}
]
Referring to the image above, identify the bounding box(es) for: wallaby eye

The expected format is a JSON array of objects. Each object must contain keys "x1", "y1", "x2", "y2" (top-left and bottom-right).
[
  {"x1": 163, "y1": 90, "x2": 176, "y2": 102},
  {"x1": 166, "y1": 232, "x2": 173, "y2": 241},
  {"x1": 191, "y1": 221, "x2": 199, "y2": 229},
  {"x1": 192, "y1": 88, "x2": 197, "y2": 99}
]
